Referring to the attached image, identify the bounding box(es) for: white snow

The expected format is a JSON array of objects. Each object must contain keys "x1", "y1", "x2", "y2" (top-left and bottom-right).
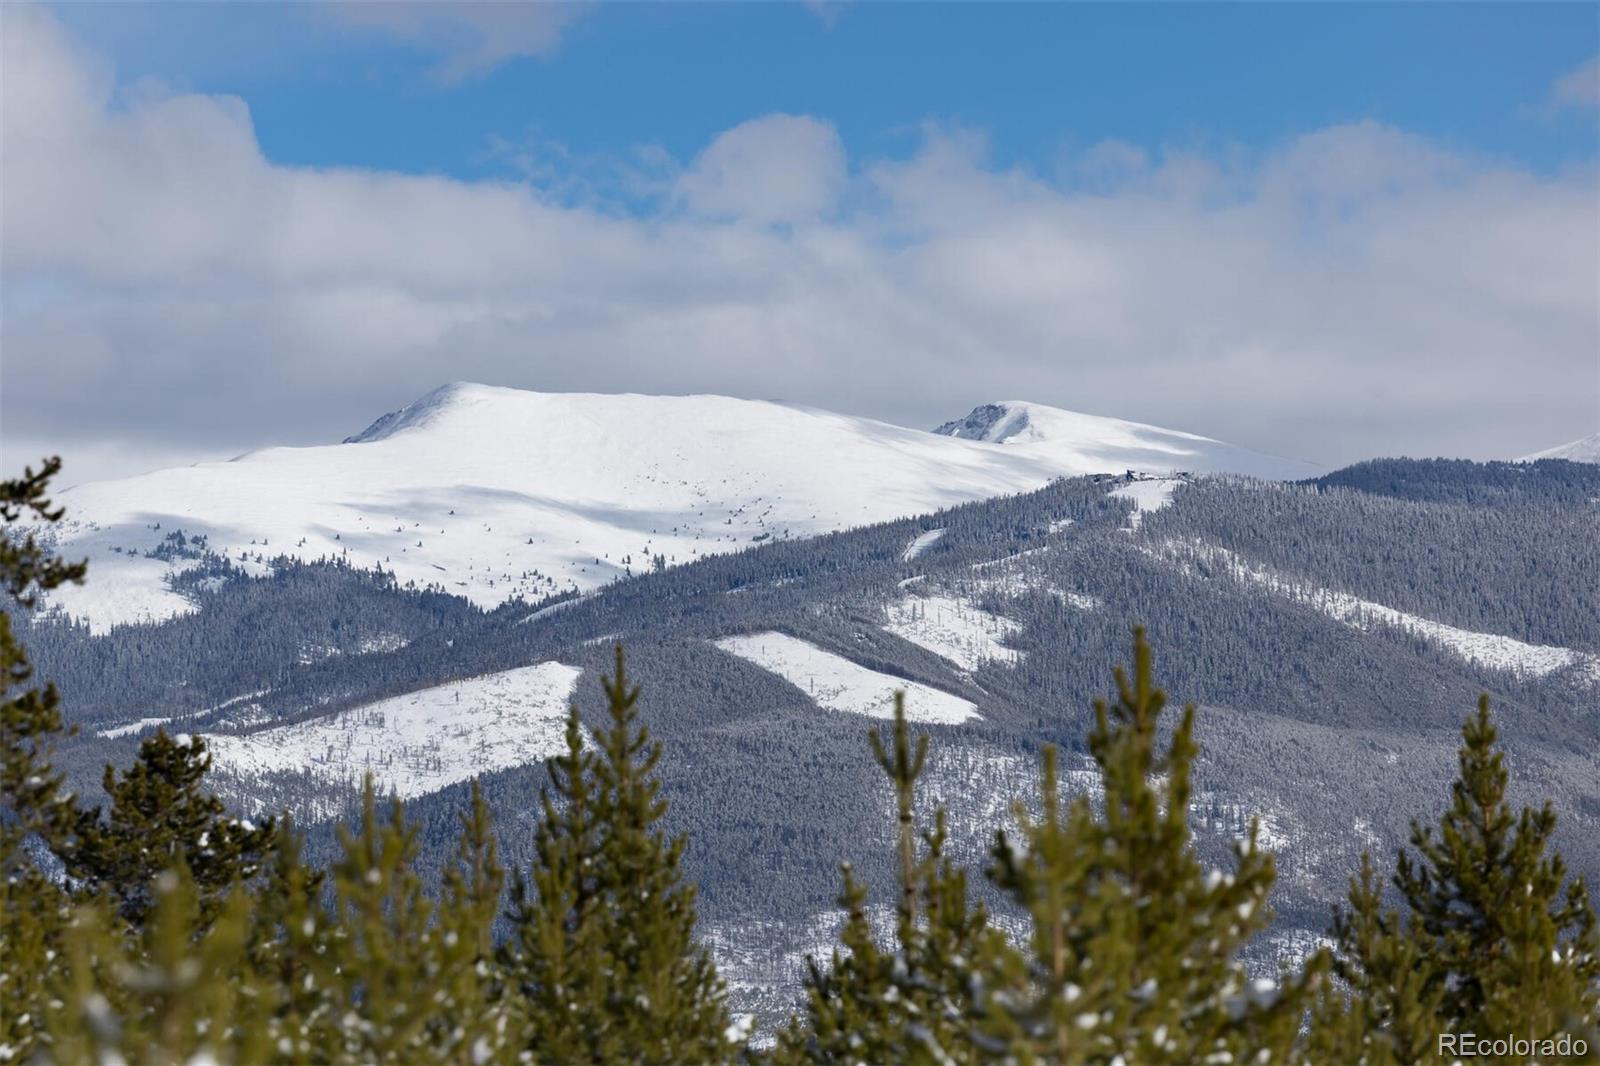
[
  {"x1": 205, "y1": 661, "x2": 583, "y2": 800},
  {"x1": 95, "y1": 687, "x2": 272, "y2": 738},
  {"x1": 1157, "y1": 540, "x2": 1600, "y2": 684},
  {"x1": 934, "y1": 401, "x2": 1317, "y2": 479},
  {"x1": 40, "y1": 384, "x2": 1316, "y2": 632},
  {"x1": 882, "y1": 594, "x2": 1022, "y2": 670},
  {"x1": 901, "y1": 528, "x2": 946, "y2": 562},
  {"x1": 713, "y1": 632, "x2": 979, "y2": 723},
  {"x1": 97, "y1": 716, "x2": 174, "y2": 739},
  {"x1": 1108, "y1": 477, "x2": 1184, "y2": 530},
  {"x1": 519, "y1": 595, "x2": 588, "y2": 624},
  {"x1": 964, "y1": 557, "x2": 1100, "y2": 610},
  {"x1": 1519, "y1": 432, "x2": 1600, "y2": 464}
]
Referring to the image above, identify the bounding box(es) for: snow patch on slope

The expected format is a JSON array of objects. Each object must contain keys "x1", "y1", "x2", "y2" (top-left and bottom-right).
[
  {"x1": 714, "y1": 632, "x2": 979, "y2": 723},
  {"x1": 1109, "y1": 477, "x2": 1184, "y2": 531},
  {"x1": 98, "y1": 717, "x2": 174, "y2": 739},
  {"x1": 963, "y1": 552, "x2": 1101, "y2": 610},
  {"x1": 901, "y1": 528, "x2": 946, "y2": 562},
  {"x1": 206, "y1": 661, "x2": 582, "y2": 800},
  {"x1": 1157, "y1": 540, "x2": 1600, "y2": 684},
  {"x1": 883, "y1": 594, "x2": 1023, "y2": 670}
]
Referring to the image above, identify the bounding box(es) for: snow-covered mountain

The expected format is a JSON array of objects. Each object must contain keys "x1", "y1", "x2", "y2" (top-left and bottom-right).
[
  {"x1": 1520, "y1": 432, "x2": 1600, "y2": 464},
  {"x1": 39, "y1": 384, "x2": 1317, "y2": 632},
  {"x1": 932, "y1": 400, "x2": 1316, "y2": 479}
]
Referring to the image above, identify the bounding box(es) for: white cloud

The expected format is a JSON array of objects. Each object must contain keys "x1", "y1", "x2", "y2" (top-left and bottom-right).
[
  {"x1": 2, "y1": 4, "x2": 1596, "y2": 483},
  {"x1": 323, "y1": 1, "x2": 592, "y2": 82},
  {"x1": 1552, "y1": 54, "x2": 1599, "y2": 111},
  {"x1": 675, "y1": 114, "x2": 847, "y2": 223}
]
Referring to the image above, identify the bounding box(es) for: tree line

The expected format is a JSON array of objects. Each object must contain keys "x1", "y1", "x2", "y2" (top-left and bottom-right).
[{"x1": 4, "y1": 458, "x2": 1597, "y2": 1064}]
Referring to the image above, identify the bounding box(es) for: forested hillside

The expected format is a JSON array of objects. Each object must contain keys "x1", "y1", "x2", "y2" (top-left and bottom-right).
[{"x1": 16, "y1": 458, "x2": 1600, "y2": 1026}]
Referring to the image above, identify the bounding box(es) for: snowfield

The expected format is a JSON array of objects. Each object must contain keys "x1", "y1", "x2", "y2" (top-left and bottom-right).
[
  {"x1": 1157, "y1": 540, "x2": 1600, "y2": 685},
  {"x1": 882, "y1": 594, "x2": 1023, "y2": 671},
  {"x1": 935, "y1": 401, "x2": 1315, "y2": 479},
  {"x1": 901, "y1": 528, "x2": 947, "y2": 562},
  {"x1": 1108, "y1": 477, "x2": 1185, "y2": 530},
  {"x1": 205, "y1": 661, "x2": 583, "y2": 800},
  {"x1": 98, "y1": 716, "x2": 175, "y2": 739},
  {"x1": 39, "y1": 384, "x2": 1316, "y2": 632},
  {"x1": 713, "y1": 632, "x2": 979, "y2": 723}
]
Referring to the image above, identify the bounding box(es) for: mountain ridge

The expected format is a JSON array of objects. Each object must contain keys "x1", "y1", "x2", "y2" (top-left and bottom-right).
[
  {"x1": 41, "y1": 384, "x2": 1318, "y2": 633},
  {"x1": 1520, "y1": 432, "x2": 1600, "y2": 464}
]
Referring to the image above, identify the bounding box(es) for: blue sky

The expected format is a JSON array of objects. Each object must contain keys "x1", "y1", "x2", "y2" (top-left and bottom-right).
[
  {"x1": 4, "y1": 2, "x2": 1598, "y2": 481},
  {"x1": 51, "y1": 3, "x2": 1599, "y2": 183}
]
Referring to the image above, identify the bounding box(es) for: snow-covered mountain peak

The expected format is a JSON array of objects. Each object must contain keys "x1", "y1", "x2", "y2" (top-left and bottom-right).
[
  {"x1": 344, "y1": 381, "x2": 506, "y2": 443},
  {"x1": 1519, "y1": 433, "x2": 1600, "y2": 464},
  {"x1": 933, "y1": 400, "x2": 1316, "y2": 480},
  {"x1": 41, "y1": 385, "x2": 1319, "y2": 632}
]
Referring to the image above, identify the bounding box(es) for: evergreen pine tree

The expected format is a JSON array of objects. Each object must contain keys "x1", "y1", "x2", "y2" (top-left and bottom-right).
[
  {"x1": 784, "y1": 693, "x2": 1022, "y2": 1064},
  {"x1": 1, "y1": 458, "x2": 87, "y2": 1062},
  {"x1": 1307, "y1": 854, "x2": 1442, "y2": 1065},
  {"x1": 54, "y1": 730, "x2": 275, "y2": 925},
  {"x1": 433, "y1": 778, "x2": 518, "y2": 1064},
  {"x1": 1321, "y1": 697, "x2": 1600, "y2": 1059},
  {"x1": 503, "y1": 646, "x2": 733, "y2": 1063},
  {"x1": 504, "y1": 707, "x2": 603, "y2": 1057},
  {"x1": 46, "y1": 863, "x2": 270, "y2": 1065},
  {"x1": 247, "y1": 814, "x2": 339, "y2": 1062},
  {"x1": 985, "y1": 627, "x2": 1324, "y2": 1064},
  {"x1": 325, "y1": 776, "x2": 446, "y2": 1061}
]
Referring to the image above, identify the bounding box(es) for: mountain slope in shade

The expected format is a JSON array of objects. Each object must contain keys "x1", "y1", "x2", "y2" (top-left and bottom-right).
[
  {"x1": 1520, "y1": 433, "x2": 1600, "y2": 464},
  {"x1": 39, "y1": 383, "x2": 1317, "y2": 632},
  {"x1": 934, "y1": 401, "x2": 1318, "y2": 480}
]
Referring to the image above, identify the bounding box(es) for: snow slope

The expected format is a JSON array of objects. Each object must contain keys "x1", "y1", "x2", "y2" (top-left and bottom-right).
[
  {"x1": 1155, "y1": 540, "x2": 1600, "y2": 685},
  {"x1": 41, "y1": 384, "x2": 1317, "y2": 632},
  {"x1": 205, "y1": 661, "x2": 582, "y2": 800},
  {"x1": 882, "y1": 594, "x2": 1023, "y2": 670},
  {"x1": 1520, "y1": 433, "x2": 1600, "y2": 464},
  {"x1": 714, "y1": 632, "x2": 979, "y2": 723},
  {"x1": 901, "y1": 528, "x2": 947, "y2": 562},
  {"x1": 1108, "y1": 476, "x2": 1185, "y2": 531},
  {"x1": 934, "y1": 402, "x2": 1317, "y2": 480}
]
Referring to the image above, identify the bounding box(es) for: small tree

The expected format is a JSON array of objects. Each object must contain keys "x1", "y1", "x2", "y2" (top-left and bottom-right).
[
  {"x1": 1322, "y1": 697, "x2": 1600, "y2": 1058},
  {"x1": 55, "y1": 730, "x2": 275, "y2": 925},
  {"x1": 985, "y1": 627, "x2": 1323, "y2": 1063},
  {"x1": 325, "y1": 777, "x2": 445, "y2": 1061},
  {"x1": 503, "y1": 646, "x2": 733, "y2": 1063},
  {"x1": 46, "y1": 864, "x2": 270, "y2": 1065},
  {"x1": 1, "y1": 458, "x2": 87, "y2": 1060},
  {"x1": 433, "y1": 778, "x2": 518, "y2": 1064},
  {"x1": 784, "y1": 694, "x2": 1021, "y2": 1063},
  {"x1": 247, "y1": 814, "x2": 339, "y2": 1061},
  {"x1": 1308, "y1": 854, "x2": 1442, "y2": 1065}
]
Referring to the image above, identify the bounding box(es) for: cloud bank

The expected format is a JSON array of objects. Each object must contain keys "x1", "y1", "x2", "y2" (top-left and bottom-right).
[{"x1": 2, "y1": 5, "x2": 1595, "y2": 484}]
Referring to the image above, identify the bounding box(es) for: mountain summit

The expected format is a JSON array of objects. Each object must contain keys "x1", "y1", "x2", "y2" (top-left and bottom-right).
[
  {"x1": 933, "y1": 400, "x2": 1317, "y2": 479},
  {"x1": 44, "y1": 385, "x2": 1316, "y2": 632}
]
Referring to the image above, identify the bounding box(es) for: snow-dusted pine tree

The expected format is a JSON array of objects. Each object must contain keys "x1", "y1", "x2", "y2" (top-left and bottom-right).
[
  {"x1": 0, "y1": 457, "x2": 88, "y2": 1062},
  {"x1": 502, "y1": 646, "x2": 734, "y2": 1063},
  {"x1": 782, "y1": 693, "x2": 1023, "y2": 1064},
  {"x1": 984, "y1": 627, "x2": 1325, "y2": 1064},
  {"x1": 1318, "y1": 697, "x2": 1600, "y2": 1061}
]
